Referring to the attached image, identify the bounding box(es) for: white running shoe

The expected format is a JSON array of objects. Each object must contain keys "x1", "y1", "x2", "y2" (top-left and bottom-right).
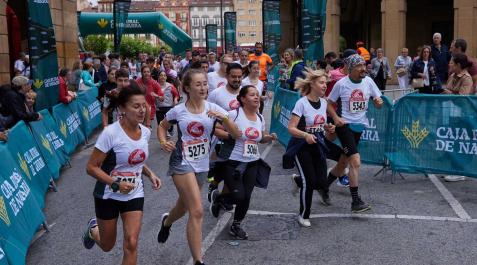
[
  {"x1": 444, "y1": 175, "x2": 466, "y2": 182},
  {"x1": 297, "y1": 216, "x2": 311, "y2": 227}
]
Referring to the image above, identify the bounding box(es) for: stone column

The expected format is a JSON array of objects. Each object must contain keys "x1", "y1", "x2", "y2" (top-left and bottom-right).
[
  {"x1": 324, "y1": 0, "x2": 340, "y2": 54},
  {"x1": 0, "y1": 1, "x2": 11, "y2": 84},
  {"x1": 454, "y1": 0, "x2": 477, "y2": 57},
  {"x1": 62, "y1": 0, "x2": 80, "y2": 69},
  {"x1": 381, "y1": 0, "x2": 407, "y2": 85}
]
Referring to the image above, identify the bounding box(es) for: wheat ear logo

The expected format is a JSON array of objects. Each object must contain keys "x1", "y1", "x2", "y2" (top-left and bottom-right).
[
  {"x1": 41, "y1": 135, "x2": 52, "y2": 154},
  {"x1": 60, "y1": 121, "x2": 67, "y2": 138},
  {"x1": 273, "y1": 101, "x2": 281, "y2": 119},
  {"x1": 97, "y1": 18, "x2": 109, "y2": 28},
  {"x1": 82, "y1": 107, "x2": 90, "y2": 121},
  {"x1": 0, "y1": 197, "x2": 10, "y2": 226},
  {"x1": 158, "y1": 23, "x2": 164, "y2": 30},
  {"x1": 33, "y1": 79, "x2": 43, "y2": 89},
  {"x1": 401, "y1": 120, "x2": 429, "y2": 149},
  {"x1": 17, "y1": 153, "x2": 31, "y2": 179}
]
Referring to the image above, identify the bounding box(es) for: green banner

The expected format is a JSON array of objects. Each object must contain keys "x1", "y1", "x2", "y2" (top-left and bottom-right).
[
  {"x1": 224, "y1": 12, "x2": 237, "y2": 53},
  {"x1": 28, "y1": 0, "x2": 60, "y2": 110},
  {"x1": 0, "y1": 144, "x2": 45, "y2": 265},
  {"x1": 52, "y1": 102, "x2": 85, "y2": 155},
  {"x1": 76, "y1": 89, "x2": 102, "y2": 137},
  {"x1": 39, "y1": 110, "x2": 69, "y2": 166},
  {"x1": 29, "y1": 119, "x2": 62, "y2": 181},
  {"x1": 205, "y1": 24, "x2": 218, "y2": 54},
  {"x1": 113, "y1": 0, "x2": 132, "y2": 53},
  {"x1": 79, "y1": 12, "x2": 192, "y2": 55},
  {"x1": 262, "y1": 0, "x2": 281, "y2": 63},
  {"x1": 266, "y1": 66, "x2": 280, "y2": 93},
  {"x1": 270, "y1": 87, "x2": 301, "y2": 146},
  {"x1": 388, "y1": 94, "x2": 477, "y2": 177},
  {"x1": 4, "y1": 121, "x2": 51, "y2": 209},
  {"x1": 301, "y1": 0, "x2": 327, "y2": 67}
]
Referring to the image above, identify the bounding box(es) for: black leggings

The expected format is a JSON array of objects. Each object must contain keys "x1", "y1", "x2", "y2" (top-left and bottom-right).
[
  {"x1": 156, "y1": 107, "x2": 173, "y2": 132},
  {"x1": 294, "y1": 144, "x2": 328, "y2": 219},
  {"x1": 216, "y1": 160, "x2": 258, "y2": 222}
]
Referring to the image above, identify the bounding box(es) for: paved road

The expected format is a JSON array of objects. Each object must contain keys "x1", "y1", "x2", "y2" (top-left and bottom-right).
[{"x1": 27, "y1": 103, "x2": 477, "y2": 265}]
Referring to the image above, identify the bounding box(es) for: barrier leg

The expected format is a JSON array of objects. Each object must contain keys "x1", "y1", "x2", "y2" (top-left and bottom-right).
[{"x1": 48, "y1": 178, "x2": 58, "y2": 192}]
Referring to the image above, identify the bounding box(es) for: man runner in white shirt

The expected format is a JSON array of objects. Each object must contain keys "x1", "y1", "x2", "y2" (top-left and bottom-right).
[{"x1": 207, "y1": 54, "x2": 233, "y2": 93}]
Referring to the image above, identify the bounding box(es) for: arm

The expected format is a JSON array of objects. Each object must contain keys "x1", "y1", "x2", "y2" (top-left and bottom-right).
[
  {"x1": 287, "y1": 114, "x2": 316, "y2": 144},
  {"x1": 58, "y1": 81, "x2": 71, "y2": 104},
  {"x1": 8, "y1": 94, "x2": 39, "y2": 122},
  {"x1": 386, "y1": 58, "x2": 392, "y2": 77},
  {"x1": 260, "y1": 132, "x2": 277, "y2": 144},
  {"x1": 326, "y1": 99, "x2": 345, "y2": 127},
  {"x1": 459, "y1": 76, "x2": 474, "y2": 95},
  {"x1": 142, "y1": 164, "x2": 161, "y2": 190},
  {"x1": 214, "y1": 123, "x2": 232, "y2": 140},
  {"x1": 157, "y1": 119, "x2": 176, "y2": 152},
  {"x1": 101, "y1": 108, "x2": 110, "y2": 128}
]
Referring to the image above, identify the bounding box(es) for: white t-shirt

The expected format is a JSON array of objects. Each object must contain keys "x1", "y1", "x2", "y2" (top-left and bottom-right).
[
  {"x1": 14, "y1": 59, "x2": 25, "y2": 72},
  {"x1": 241, "y1": 77, "x2": 264, "y2": 96},
  {"x1": 207, "y1": 71, "x2": 227, "y2": 93},
  {"x1": 207, "y1": 86, "x2": 241, "y2": 111},
  {"x1": 423, "y1": 61, "x2": 430, "y2": 86},
  {"x1": 328, "y1": 76, "x2": 382, "y2": 126},
  {"x1": 234, "y1": 60, "x2": 249, "y2": 67},
  {"x1": 228, "y1": 107, "x2": 265, "y2": 162},
  {"x1": 180, "y1": 58, "x2": 189, "y2": 70},
  {"x1": 209, "y1": 61, "x2": 220, "y2": 72},
  {"x1": 94, "y1": 121, "x2": 151, "y2": 201},
  {"x1": 292, "y1": 97, "x2": 327, "y2": 134},
  {"x1": 166, "y1": 102, "x2": 228, "y2": 173}
]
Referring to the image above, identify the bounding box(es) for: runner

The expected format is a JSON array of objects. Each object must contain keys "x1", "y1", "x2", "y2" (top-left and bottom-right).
[
  {"x1": 327, "y1": 54, "x2": 383, "y2": 213},
  {"x1": 156, "y1": 69, "x2": 240, "y2": 265},
  {"x1": 285, "y1": 68, "x2": 337, "y2": 227},
  {"x1": 242, "y1": 61, "x2": 268, "y2": 113},
  {"x1": 136, "y1": 65, "x2": 163, "y2": 127},
  {"x1": 156, "y1": 70, "x2": 180, "y2": 137},
  {"x1": 210, "y1": 85, "x2": 276, "y2": 239},
  {"x1": 101, "y1": 68, "x2": 130, "y2": 127},
  {"x1": 207, "y1": 55, "x2": 233, "y2": 93},
  {"x1": 82, "y1": 84, "x2": 162, "y2": 265}
]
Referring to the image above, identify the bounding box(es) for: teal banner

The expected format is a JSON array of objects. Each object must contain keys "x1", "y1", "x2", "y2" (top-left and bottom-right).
[
  {"x1": 301, "y1": 0, "x2": 327, "y2": 67},
  {"x1": 113, "y1": 0, "x2": 132, "y2": 53},
  {"x1": 29, "y1": 119, "x2": 62, "y2": 181},
  {"x1": 266, "y1": 66, "x2": 280, "y2": 93},
  {"x1": 224, "y1": 12, "x2": 237, "y2": 53},
  {"x1": 262, "y1": 0, "x2": 281, "y2": 63},
  {"x1": 0, "y1": 144, "x2": 45, "y2": 265},
  {"x1": 270, "y1": 87, "x2": 301, "y2": 146},
  {"x1": 205, "y1": 24, "x2": 218, "y2": 54},
  {"x1": 77, "y1": 89, "x2": 102, "y2": 137},
  {"x1": 52, "y1": 102, "x2": 85, "y2": 155},
  {"x1": 79, "y1": 12, "x2": 192, "y2": 55},
  {"x1": 4, "y1": 121, "x2": 51, "y2": 209},
  {"x1": 39, "y1": 110, "x2": 69, "y2": 166},
  {"x1": 28, "y1": 0, "x2": 60, "y2": 110},
  {"x1": 388, "y1": 94, "x2": 477, "y2": 177}
]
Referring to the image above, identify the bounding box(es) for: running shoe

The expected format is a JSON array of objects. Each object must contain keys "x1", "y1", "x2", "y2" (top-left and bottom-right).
[
  {"x1": 207, "y1": 183, "x2": 218, "y2": 203},
  {"x1": 317, "y1": 190, "x2": 331, "y2": 206},
  {"x1": 194, "y1": 261, "x2": 205, "y2": 265},
  {"x1": 157, "y1": 213, "x2": 172, "y2": 243},
  {"x1": 290, "y1": 174, "x2": 301, "y2": 197},
  {"x1": 229, "y1": 224, "x2": 248, "y2": 240},
  {"x1": 337, "y1": 175, "x2": 350, "y2": 187},
  {"x1": 444, "y1": 175, "x2": 466, "y2": 182},
  {"x1": 351, "y1": 197, "x2": 371, "y2": 213},
  {"x1": 221, "y1": 201, "x2": 234, "y2": 212},
  {"x1": 209, "y1": 189, "x2": 221, "y2": 218},
  {"x1": 297, "y1": 216, "x2": 311, "y2": 227},
  {"x1": 82, "y1": 218, "x2": 97, "y2": 249}
]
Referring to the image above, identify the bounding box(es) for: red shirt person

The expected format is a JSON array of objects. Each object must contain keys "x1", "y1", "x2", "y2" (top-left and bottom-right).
[{"x1": 136, "y1": 66, "x2": 163, "y2": 121}]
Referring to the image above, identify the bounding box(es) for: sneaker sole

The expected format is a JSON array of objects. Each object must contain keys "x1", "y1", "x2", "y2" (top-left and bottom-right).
[
  {"x1": 82, "y1": 219, "x2": 96, "y2": 249},
  {"x1": 228, "y1": 231, "x2": 248, "y2": 240},
  {"x1": 352, "y1": 206, "x2": 372, "y2": 213},
  {"x1": 157, "y1": 213, "x2": 170, "y2": 244}
]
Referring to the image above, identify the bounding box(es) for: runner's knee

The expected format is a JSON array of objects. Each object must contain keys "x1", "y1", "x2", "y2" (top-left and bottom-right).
[
  {"x1": 123, "y1": 235, "x2": 138, "y2": 253},
  {"x1": 189, "y1": 207, "x2": 204, "y2": 220}
]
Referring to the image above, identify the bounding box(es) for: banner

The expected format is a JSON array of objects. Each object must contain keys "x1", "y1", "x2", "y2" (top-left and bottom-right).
[
  {"x1": 39, "y1": 110, "x2": 69, "y2": 166},
  {"x1": 205, "y1": 24, "x2": 218, "y2": 54},
  {"x1": 79, "y1": 12, "x2": 192, "y2": 55},
  {"x1": 301, "y1": 0, "x2": 327, "y2": 67},
  {"x1": 262, "y1": 0, "x2": 281, "y2": 63},
  {"x1": 387, "y1": 94, "x2": 477, "y2": 177},
  {"x1": 270, "y1": 87, "x2": 301, "y2": 146},
  {"x1": 76, "y1": 89, "x2": 102, "y2": 137},
  {"x1": 113, "y1": 0, "x2": 132, "y2": 53},
  {"x1": 223, "y1": 12, "x2": 237, "y2": 53},
  {"x1": 266, "y1": 66, "x2": 280, "y2": 93},
  {"x1": 52, "y1": 102, "x2": 85, "y2": 155},
  {"x1": 27, "y1": 0, "x2": 60, "y2": 110},
  {"x1": 29, "y1": 119, "x2": 62, "y2": 181},
  {"x1": 0, "y1": 144, "x2": 45, "y2": 265},
  {"x1": 4, "y1": 121, "x2": 51, "y2": 209}
]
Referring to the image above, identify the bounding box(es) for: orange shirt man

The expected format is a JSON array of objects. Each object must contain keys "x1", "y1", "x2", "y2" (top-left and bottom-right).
[{"x1": 248, "y1": 42, "x2": 273, "y2": 82}]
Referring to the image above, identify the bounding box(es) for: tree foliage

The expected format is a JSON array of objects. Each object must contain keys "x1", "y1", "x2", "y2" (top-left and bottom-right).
[{"x1": 83, "y1": 35, "x2": 112, "y2": 55}]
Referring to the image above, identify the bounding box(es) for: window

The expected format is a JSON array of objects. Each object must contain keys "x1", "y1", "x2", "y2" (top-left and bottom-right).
[
  {"x1": 249, "y1": 20, "x2": 257, "y2": 26},
  {"x1": 181, "y1": 12, "x2": 187, "y2": 21},
  {"x1": 202, "y1": 16, "x2": 209, "y2": 26},
  {"x1": 237, "y1": 9, "x2": 245, "y2": 15},
  {"x1": 238, "y1": 32, "x2": 246, "y2": 37},
  {"x1": 238, "y1": 21, "x2": 246, "y2": 26},
  {"x1": 192, "y1": 16, "x2": 200, "y2": 27},
  {"x1": 169, "y1": 12, "x2": 176, "y2": 20},
  {"x1": 249, "y1": 10, "x2": 256, "y2": 15},
  {"x1": 249, "y1": 31, "x2": 257, "y2": 37},
  {"x1": 214, "y1": 16, "x2": 221, "y2": 26}
]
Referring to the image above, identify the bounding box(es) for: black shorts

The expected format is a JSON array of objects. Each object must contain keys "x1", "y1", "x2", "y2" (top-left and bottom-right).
[
  {"x1": 325, "y1": 138, "x2": 344, "y2": 162},
  {"x1": 94, "y1": 197, "x2": 144, "y2": 220},
  {"x1": 335, "y1": 125, "x2": 362, "y2": 157}
]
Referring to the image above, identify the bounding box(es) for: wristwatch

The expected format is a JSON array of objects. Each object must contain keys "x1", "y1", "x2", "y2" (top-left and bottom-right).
[{"x1": 110, "y1": 180, "x2": 120, "y2": 192}]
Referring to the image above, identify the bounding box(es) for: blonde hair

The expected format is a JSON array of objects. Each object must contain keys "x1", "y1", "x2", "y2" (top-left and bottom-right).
[{"x1": 294, "y1": 67, "x2": 328, "y2": 95}]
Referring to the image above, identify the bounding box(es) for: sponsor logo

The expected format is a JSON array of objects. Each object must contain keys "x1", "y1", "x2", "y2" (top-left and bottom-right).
[
  {"x1": 229, "y1": 99, "x2": 240, "y2": 110},
  {"x1": 97, "y1": 18, "x2": 109, "y2": 28},
  {"x1": 245, "y1": 127, "x2": 260, "y2": 140},
  {"x1": 187, "y1": 122, "x2": 205, "y2": 137},
  {"x1": 33, "y1": 79, "x2": 43, "y2": 89},
  {"x1": 402, "y1": 120, "x2": 429, "y2": 148},
  {"x1": 128, "y1": 149, "x2": 146, "y2": 165},
  {"x1": 313, "y1": 115, "x2": 325, "y2": 126}
]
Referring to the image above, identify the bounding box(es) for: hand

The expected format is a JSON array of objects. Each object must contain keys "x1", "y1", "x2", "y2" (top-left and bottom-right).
[
  {"x1": 151, "y1": 92, "x2": 159, "y2": 98},
  {"x1": 333, "y1": 117, "x2": 346, "y2": 127},
  {"x1": 148, "y1": 174, "x2": 162, "y2": 190},
  {"x1": 207, "y1": 110, "x2": 227, "y2": 121},
  {"x1": 158, "y1": 96, "x2": 165, "y2": 102},
  {"x1": 119, "y1": 181, "x2": 135, "y2": 194},
  {"x1": 373, "y1": 97, "x2": 384, "y2": 108},
  {"x1": 161, "y1": 140, "x2": 176, "y2": 152},
  {"x1": 0, "y1": 131, "x2": 7, "y2": 141},
  {"x1": 304, "y1": 133, "x2": 317, "y2": 145},
  {"x1": 37, "y1": 113, "x2": 43, "y2": 120},
  {"x1": 324, "y1": 123, "x2": 336, "y2": 134},
  {"x1": 269, "y1": 133, "x2": 278, "y2": 141}
]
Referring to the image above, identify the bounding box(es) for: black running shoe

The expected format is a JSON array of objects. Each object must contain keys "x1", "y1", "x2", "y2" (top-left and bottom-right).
[
  {"x1": 194, "y1": 261, "x2": 205, "y2": 265},
  {"x1": 157, "y1": 213, "x2": 171, "y2": 243},
  {"x1": 221, "y1": 201, "x2": 234, "y2": 212},
  {"x1": 229, "y1": 224, "x2": 248, "y2": 240},
  {"x1": 82, "y1": 218, "x2": 97, "y2": 249},
  {"x1": 351, "y1": 197, "x2": 371, "y2": 213},
  {"x1": 207, "y1": 183, "x2": 218, "y2": 203},
  {"x1": 318, "y1": 190, "x2": 331, "y2": 206},
  {"x1": 209, "y1": 190, "x2": 221, "y2": 218}
]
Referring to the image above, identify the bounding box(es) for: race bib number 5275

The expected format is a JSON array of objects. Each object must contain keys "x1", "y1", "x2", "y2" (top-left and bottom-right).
[{"x1": 184, "y1": 139, "x2": 209, "y2": 161}]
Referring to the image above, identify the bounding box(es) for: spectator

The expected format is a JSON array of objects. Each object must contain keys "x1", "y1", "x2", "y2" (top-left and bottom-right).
[
  {"x1": 97, "y1": 54, "x2": 109, "y2": 83},
  {"x1": 58, "y1": 68, "x2": 77, "y2": 104},
  {"x1": 25, "y1": 90, "x2": 37, "y2": 113},
  {"x1": 92, "y1": 58, "x2": 102, "y2": 84},
  {"x1": 369, "y1": 47, "x2": 377, "y2": 60},
  {"x1": 208, "y1": 52, "x2": 220, "y2": 72},
  {"x1": 443, "y1": 53, "x2": 474, "y2": 95},
  {"x1": 450, "y1": 38, "x2": 477, "y2": 87},
  {"x1": 431, "y1": 32, "x2": 451, "y2": 82},
  {"x1": 356, "y1": 41, "x2": 371, "y2": 64},
  {"x1": 283, "y1": 48, "x2": 295, "y2": 79},
  {"x1": 394, "y1": 48, "x2": 413, "y2": 90},
  {"x1": 80, "y1": 61, "x2": 98, "y2": 90},
  {"x1": 410, "y1": 45, "x2": 442, "y2": 94},
  {"x1": 287, "y1": 49, "x2": 306, "y2": 91},
  {"x1": 236, "y1": 50, "x2": 250, "y2": 67},
  {"x1": 324, "y1": 51, "x2": 338, "y2": 70},
  {"x1": 413, "y1": 46, "x2": 423, "y2": 61},
  {"x1": 369, "y1": 48, "x2": 392, "y2": 90},
  {"x1": 22, "y1": 55, "x2": 30, "y2": 78},
  {"x1": 14, "y1": 52, "x2": 26, "y2": 74},
  {"x1": 1, "y1": 76, "x2": 42, "y2": 125}
]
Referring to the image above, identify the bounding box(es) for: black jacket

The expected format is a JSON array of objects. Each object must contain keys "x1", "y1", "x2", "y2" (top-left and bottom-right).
[
  {"x1": 1, "y1": 89, "x2": 39, "y2": 126},
  {"x1": 282, "y1": 132, "x2": 329, "y2": 169}
]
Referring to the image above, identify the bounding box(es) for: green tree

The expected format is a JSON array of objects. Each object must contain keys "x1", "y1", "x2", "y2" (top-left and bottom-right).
[
  {"x1": 120, "y1": 37, "x2": 157, "y2": 59},
  {"x1": 83, "y1": 35, "x2": 112, "y2": 55}
]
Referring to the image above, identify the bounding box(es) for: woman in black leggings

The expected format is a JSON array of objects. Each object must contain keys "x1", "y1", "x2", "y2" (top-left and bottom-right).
[{"x1": 210, "y1": 85, "x2": 276, "y2": 239}]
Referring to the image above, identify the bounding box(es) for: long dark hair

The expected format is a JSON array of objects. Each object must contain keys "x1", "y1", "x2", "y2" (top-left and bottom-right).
[{"x1": 237, "y1": 85, "x2": 257, "y2": 107}]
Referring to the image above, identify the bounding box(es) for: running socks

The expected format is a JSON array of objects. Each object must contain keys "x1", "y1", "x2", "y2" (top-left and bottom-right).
[{"x1": 350, "y1": 186, "x2": 359, "y2": 202}]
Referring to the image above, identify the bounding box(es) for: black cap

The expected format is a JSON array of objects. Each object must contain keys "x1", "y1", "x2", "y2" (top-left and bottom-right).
[
  {"x1": 192, "y1": 50, "x2": 200, "y2": 56},
  {"x1": 343, "y1": 49, "x2": 357, "y2": 59}
]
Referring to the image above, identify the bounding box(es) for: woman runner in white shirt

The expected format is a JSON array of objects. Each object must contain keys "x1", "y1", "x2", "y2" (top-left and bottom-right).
[
  {"x1": 241, "y1": 60, "x2": 268, "y2": 113},
  {"x1": 82, "y1": 84, "x2": 162, "y2": 265},
  {"x1": 156, "y1": 69, "x2": 240, "y2": 265},
  {"x1": 209, "y1": 85, "x2": 277, "y2": 239}
]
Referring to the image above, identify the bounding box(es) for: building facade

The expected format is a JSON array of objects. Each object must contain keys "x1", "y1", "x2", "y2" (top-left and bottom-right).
[
  {"x1": 189, "y1": 0, "x2": 234, "y2": 51},
  {"x1": 234, "y1": 0, "x2": 262, "y2": 46}
]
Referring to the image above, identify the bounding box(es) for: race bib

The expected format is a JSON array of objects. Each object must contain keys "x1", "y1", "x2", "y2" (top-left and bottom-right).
[
  {"x1": 110, "y1": 171, "x2": 139, "y2": 194},
  {"x1": 305, "y1": 125, "x2": 324, "y2": 134},
  {"x1": 349, "y1": 89, "x2": 367, "y2": 113},
  {"x1": 184, "y1": 139, "x2": 210, "y2": 161},
  {"x1": 243, "y1": 140, "x2": 259, "y2": 159}
]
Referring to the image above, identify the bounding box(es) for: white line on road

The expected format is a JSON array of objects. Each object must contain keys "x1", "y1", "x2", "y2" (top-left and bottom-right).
[{"x1": 428, "y1": 174, "x2": 471, "y2": 220}]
